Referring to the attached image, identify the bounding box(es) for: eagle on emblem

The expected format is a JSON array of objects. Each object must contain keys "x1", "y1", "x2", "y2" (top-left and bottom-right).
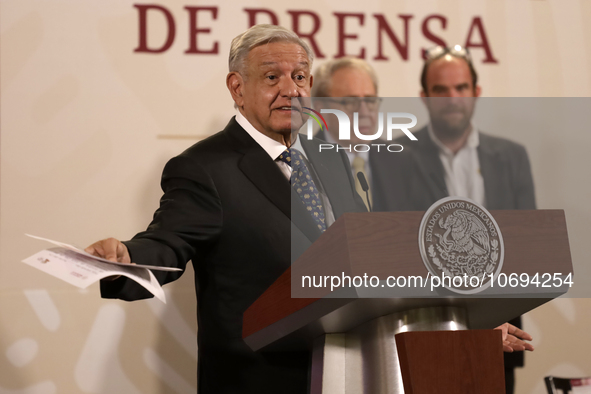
[{"x1": 437, "y1": 209, "x2": 490, "y2": 256}]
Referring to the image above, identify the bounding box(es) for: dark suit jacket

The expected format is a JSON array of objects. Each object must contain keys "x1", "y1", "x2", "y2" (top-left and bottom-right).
[
  {"x1": 372, "y1": 125, "x2": 536, "y2": 370},
  {"x1": 314, "y1": 129, "x2": 392, "y2": 206},
  {"x1": 101, "y1": 118, "x2": 366, "y2": 394}
]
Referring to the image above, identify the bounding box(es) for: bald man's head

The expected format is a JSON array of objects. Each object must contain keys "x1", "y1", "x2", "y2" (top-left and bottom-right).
[{"x1": 421, "y1": 54, "x2": 479, "y2": 97}]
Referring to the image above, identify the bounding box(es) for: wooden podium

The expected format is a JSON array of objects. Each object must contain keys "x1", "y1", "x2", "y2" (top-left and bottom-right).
[
  {"x1": 243, "y1": 210, "x2": 572, "y2": 394},
  {"x1": 395, "y1": 330, "x2": 506, "y2": 394}
]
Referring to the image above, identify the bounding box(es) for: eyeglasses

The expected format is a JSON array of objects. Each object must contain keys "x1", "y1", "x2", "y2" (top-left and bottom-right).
[
  {"x1": 321, "y1": 97, "x2": 382, "y2": 111},
  {"x1": 423, "y1": 45, "x2": 471, "y2": 62}
]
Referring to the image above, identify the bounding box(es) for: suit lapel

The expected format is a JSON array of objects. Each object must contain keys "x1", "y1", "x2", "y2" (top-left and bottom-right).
[
  {"x1": 410, "y1": 127, "x2": 448, "y2": 200},
  {"x1": 478, "y1": 133, "x2": 504, "y2": 209},
  {"x1": 226, "y1": 119, "x2": 322, "y2": 242},
  {"x1": 224, "y1": 119, "x2": 291, "y2": 218},
  {"x1": 238, "y1": 147, "x2": 292, "y2": 218}
]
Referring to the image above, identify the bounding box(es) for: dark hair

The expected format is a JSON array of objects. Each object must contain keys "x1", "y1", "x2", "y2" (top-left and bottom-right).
[{"x1": 420, "y1": 55, "x2": 478, "y2": 94}]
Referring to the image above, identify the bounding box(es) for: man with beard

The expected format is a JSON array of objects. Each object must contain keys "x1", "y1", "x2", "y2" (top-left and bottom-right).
[
  {"x1": 377, "y1": 46, "x2": 536, "y2": 394},
  {"x1": 377, "y1": 46, "x2": 535, "y2": 213}
]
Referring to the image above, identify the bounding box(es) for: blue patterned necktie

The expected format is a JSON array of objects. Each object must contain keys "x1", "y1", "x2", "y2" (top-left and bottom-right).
[{"x1": 278, "y1": 148, "x2": 326, "y2": 233}]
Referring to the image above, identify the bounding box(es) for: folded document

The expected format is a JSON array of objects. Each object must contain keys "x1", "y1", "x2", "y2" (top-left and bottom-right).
[{"x1": 22, "y1": 235, "x2": 183, "y2": 303}]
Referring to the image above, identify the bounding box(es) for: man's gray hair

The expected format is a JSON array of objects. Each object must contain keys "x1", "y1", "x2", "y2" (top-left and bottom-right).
[
  {"x1": 312, "y1": 57, "x2": 379, "y2": 97},
  {"x1": 229, "y1": 24, "x2": 314, "y2": 74}
]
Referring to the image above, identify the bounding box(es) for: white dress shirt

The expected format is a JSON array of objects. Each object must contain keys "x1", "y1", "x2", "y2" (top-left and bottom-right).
[{"x1": 428, "y1": 124, "x2": 486, "y2": 206}]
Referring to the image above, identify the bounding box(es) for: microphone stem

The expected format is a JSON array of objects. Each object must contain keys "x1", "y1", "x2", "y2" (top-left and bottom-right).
[{"x1": 365, "y1": 190, "x2": 372, "y2": 212}]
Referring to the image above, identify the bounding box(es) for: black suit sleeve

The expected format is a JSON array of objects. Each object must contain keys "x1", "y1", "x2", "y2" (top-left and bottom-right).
[{"x1": 101, "y1": 155, "x2": 223, "y2": 301}]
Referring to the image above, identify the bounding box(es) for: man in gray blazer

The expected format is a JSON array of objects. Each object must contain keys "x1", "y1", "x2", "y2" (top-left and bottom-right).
[
  {"x1": 374, "y1": 46, "x2": 536, "y2": 394},
  {"x1": 375, "y1": 46, "x2": 535, "y2": 213}
]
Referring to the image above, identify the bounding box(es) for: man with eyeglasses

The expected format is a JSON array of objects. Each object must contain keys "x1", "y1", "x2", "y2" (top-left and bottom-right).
[
  {"x1": 382, "y1": 45, "x2": 536, "y2": 394},
  {"x1": 311, "y1": 58, "x2": 384, "y2": 210}
]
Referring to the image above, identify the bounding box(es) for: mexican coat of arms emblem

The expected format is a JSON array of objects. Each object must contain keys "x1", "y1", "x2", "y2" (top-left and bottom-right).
[{"x1": 418, "y1": 197, "x2": 504, "y2": 294}]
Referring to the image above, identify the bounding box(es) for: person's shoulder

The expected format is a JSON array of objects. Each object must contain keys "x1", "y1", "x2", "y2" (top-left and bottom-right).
[
  {"x1": 176, "y1": 118, "x2": 243, "y2": 161},
  {"x1": 386, "y1": 126, "x2": 430, "y2": 161},
  {"x1": 392, "y1": 125, "x2": 429, "y2": 147},
  {"x1": 179, "y1": 133, "x2": 228, "y2": 160},
  {"x1": 159, "y1": 118, "x2": 245, "y2": 180},
  {"x1": 300, "y1": 133, "x2": 330, "y2": 149},
  {"x1": 300, "y1": 134, "x2": 354, "y2": 167},
  {"x1": 478, "y1": 131, "x2": 528, "y2": 156}
]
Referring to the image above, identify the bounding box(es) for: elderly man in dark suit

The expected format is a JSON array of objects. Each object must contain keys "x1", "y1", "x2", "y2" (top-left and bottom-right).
[{"x1": 85, "y1": 25, "x2": 366, "y2": 394}]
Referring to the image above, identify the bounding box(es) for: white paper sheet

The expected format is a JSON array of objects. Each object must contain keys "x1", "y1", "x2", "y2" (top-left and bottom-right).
[
  {"x1": 22, "y1": 247, "x2": 167, "y2": 303},
  {"x1": 23, "y1": 234, "x2": 185, "y2": 303},
  {"x1": 25, "y1": 234, "x2": 182, "y2": 272}
]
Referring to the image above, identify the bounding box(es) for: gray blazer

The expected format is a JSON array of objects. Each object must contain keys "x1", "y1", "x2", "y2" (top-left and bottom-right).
[{"x1": 372, "y1": 126, "x2": 536, "y2": 212}]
